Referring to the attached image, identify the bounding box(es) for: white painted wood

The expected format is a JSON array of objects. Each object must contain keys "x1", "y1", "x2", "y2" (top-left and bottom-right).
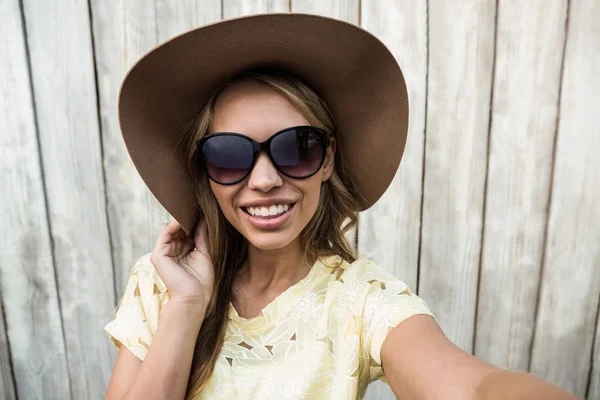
[
  {"x1": 289, "y1": 0, "x2": 359, "y2": 251},
  {"x1": 0, "y1": 0, "x2": 70, "y2": 398},
  {"x1": 358, "y1": 0, "x2": 426, "y2": 299},
  {"x1": 475, "y1": 0, "x2": 567, "y2": 372},
  {"x1": 87, "y1": 1, "x2": 156, "y2": 307},
  {"x1": 21, "y1": 0, "x2": 115, "y2": 397},
  {"x1": 419, "y1": 0, "x2": 496, "y2": 353},
  {"x1": 89, "y1": 0, "x2": 168, "y2": 301},
  {"x1": 291, "y1": 0, "x2": 359, "y2": 22},
  {"x1": 592, "y1": 316, "x2": 600, "y2": 400},
  {"x1": 155, "y1": 0, "x2": 223, "y2": 40},
  {"x1": 358, "y1": 1, "x2": 427, "y2": 398},
  {"x1": 0, "y1": 308, "x2": 15, "y2": 400},
  {"x1": 529, "y1": 0, "x2": 600, "y2": 396},
  {"x1": 223, "y1": 0, "x2": 289, "y2": 17}
]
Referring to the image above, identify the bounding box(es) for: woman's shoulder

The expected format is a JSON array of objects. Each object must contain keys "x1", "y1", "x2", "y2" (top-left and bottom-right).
[
  {"x1": 125, "y1": 252, "x2": 169, "y2": 298},
  {"x1": 317, "y1": 255, "x2": 433, "y2": 323},
  {"x1": 319, "y1": 255, "x2": 409, "y2": 291}
]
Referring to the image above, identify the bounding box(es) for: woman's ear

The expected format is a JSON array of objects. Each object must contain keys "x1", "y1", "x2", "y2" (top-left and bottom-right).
[{"x1": 321, "y1": 136, "x2": 336, "y2": 182}]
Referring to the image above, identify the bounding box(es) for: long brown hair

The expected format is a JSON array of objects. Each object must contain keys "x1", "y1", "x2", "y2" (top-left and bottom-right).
[{"x1": 182, "y1": 69, "x2": 359, "y2": 398}]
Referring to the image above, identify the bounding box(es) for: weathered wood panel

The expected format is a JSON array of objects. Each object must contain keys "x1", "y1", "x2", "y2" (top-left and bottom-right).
[
  {"x1": 475, "y1": 0, "x2": 567, "y2": 372},
  {"x1": 0, "y1": 0, "x2": 70, "y2": 399},
  {"x1": 591, "y1": 314, "x2": 600, "y2": 400},
  {"x1": 529, "y1": 0, "x2": 600, "y2": 397},
  {"x1": 20, "y1": 0, "x2": 115, "y2": 397},
  {"x1": 0, "y1": 301, "x2": 15, "y2": 400},
  {"x1": 419, "y1": 0, "x2": 496, "y2": 352},
  {"x1": 223, "y1": 0, "x2": 289, "y2": 17},
  {"x1": 358, "y1": 1, "x2": 428, "y2": 398},
  {"x1": 291, "y1": 0, "x2": 359, "y2": 22},
  {"x1": 358, "y1": 0, "x2": 426, "y2": 301},
  {"x1": 90, "y1": 0, "x2": 169, "y2": 302}
]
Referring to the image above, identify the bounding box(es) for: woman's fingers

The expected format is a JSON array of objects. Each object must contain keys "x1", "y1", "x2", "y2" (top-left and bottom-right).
[
  {"x1": 153, "y1": 219, "x2": 184, "y2": 255},
  {"x1": 153, "y1": 217, "x2": 210, "y2": 262},
  {"x1": 177, "y1": 236, "x2": 195, "y2": 261}
]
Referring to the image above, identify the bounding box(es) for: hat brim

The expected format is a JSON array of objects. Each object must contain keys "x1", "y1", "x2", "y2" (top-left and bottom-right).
[{"x1": 118, "y1": 13, "x2": 409, "y2": 235}]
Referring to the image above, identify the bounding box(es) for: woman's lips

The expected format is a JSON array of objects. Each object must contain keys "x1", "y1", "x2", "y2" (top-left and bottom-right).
[{"x1": 242, "y1": 203, "x2": 295, "y2": 229}]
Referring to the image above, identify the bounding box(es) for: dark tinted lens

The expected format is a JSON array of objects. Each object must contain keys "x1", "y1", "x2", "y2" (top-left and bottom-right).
[
  {"x1": 202, "y1": 135, "x2": 253, "y2": 183},
  {"x1": 270, "y1": 127, "x2": 325, "y2": 178}
]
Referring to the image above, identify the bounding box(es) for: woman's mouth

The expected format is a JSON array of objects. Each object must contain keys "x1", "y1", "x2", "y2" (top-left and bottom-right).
[
  {"x1": 243, "y1": 203, "x2": 293, "y2": 218},
  {"x1": 241, "y1": 203, "x2": 296, "y2": 229}
]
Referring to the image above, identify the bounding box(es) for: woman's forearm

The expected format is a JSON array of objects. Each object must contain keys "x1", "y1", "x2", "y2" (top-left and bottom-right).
[
  {"x1": 122, "y1": 299, "x2": 207, "y2": 400},
  {"x1": 475, "y1": 370, "x2": 580, "y2": 400}
]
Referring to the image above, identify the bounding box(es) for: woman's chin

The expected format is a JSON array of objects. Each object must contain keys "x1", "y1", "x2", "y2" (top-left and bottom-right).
[{"x1": 245, "y1": 232, "x2": 297, "y2": 252}]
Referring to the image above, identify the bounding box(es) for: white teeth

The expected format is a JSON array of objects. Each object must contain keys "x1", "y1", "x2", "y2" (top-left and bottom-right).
[{"x1": 245, "y1": 204, "x2": 292, "y2": 217}]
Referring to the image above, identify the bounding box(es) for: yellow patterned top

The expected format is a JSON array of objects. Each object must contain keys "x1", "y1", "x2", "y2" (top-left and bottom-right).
[{"x1": 104, "y1": 253, "x2": 436, "y2": 399}]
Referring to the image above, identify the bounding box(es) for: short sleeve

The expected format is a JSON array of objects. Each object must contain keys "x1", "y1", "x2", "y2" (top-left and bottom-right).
[
  {"x1": 360, "y1": 261, "x2": 436, "y2": 384},
  {"x1": 104, "y1": 253, "x2": 170, "y2": 361}
]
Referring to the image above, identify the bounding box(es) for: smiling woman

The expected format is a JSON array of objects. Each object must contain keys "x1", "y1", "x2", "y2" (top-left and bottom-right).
[{"x1": 102, "y1": 13, "x2": 579, "y2": 400}]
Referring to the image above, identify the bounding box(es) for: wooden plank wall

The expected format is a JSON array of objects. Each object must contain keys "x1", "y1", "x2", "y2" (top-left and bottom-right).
[{"x1": 0, "y1": 0, "x2": 598, "y2": 399}]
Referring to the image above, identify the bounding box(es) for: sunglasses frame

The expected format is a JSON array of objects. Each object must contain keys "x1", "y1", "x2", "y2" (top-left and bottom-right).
[{"x1": 195, "y1": 125, "x2": 330, "y2": 185}]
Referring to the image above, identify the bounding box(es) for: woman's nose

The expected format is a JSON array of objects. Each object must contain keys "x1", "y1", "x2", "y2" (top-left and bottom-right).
[{"x1": 247, "y1": 152, "x2": 283, "y2": 192}]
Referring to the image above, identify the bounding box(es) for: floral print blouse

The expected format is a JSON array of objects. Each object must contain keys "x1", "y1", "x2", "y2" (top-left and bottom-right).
[{"x1": 104, "y1": 253, "x2": 436, "y2": 399}]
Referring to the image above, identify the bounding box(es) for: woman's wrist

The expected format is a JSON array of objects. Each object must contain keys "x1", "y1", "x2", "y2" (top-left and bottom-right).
[{"x1": 165, "y1": 295, "x2": 209, "y2": 323}]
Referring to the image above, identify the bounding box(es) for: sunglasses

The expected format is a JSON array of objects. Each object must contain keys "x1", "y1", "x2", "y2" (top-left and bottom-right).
[{"x1": 194, "y1": 126, "x2": 330, "y2": 185}]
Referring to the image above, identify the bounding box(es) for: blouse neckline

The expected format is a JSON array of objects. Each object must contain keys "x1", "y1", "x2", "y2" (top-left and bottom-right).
[{"x1": 227, "y1": 256, "x2": 340, "y2": 332}]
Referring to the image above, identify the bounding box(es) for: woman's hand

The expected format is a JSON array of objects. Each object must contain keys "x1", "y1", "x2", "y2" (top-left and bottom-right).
[{"x1": 150, "y1": 218, "x2": 214, "y2": 308}]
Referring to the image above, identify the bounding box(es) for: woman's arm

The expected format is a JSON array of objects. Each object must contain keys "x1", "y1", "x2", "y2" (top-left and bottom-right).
[
  {"x1": 380, "y1": 314, "x2": 579, "y2": 400},
  {"x1": 475, "y1": 370, "x2": 579, "y2": 400},
  {"x1": 105, "y1": 299, "x2": 207, "y2": 400}
]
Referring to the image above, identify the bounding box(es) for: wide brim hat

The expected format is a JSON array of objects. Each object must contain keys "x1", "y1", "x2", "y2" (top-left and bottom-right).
[{"x1": 118, "y1": 13, "x2": 409, "y2": 235}]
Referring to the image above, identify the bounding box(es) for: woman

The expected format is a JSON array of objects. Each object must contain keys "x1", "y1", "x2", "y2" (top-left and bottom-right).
[{"x1": 104, "y1": 14, "x2": 577, "y2": 400}]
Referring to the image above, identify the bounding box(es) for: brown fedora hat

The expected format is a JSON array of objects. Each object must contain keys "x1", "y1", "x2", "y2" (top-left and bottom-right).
[{"x1": 118, "y1": 13, "x2": 409, "y2": 235}]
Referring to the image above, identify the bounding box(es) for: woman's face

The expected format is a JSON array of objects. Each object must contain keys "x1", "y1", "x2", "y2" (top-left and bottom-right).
[{"x1": 208, "y1": 80, "x2": 335, "y2": 252}]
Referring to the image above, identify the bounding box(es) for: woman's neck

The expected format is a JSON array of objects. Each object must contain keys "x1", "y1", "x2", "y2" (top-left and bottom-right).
[{"x1": 239, "y1": 238, "x2": 315, "y2": 293}]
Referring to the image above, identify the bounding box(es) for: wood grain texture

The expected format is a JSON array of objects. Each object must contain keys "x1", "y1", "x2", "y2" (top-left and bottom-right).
[
  {"x1": 529, "y1": 0, "x2": 600, "y2": 396},
  {"x1": 21, "y1": 0, "x2": 115, "y2": 397},
  {"x1": 90, "y1": 1, "x2": 185, "y2": 308},
  {"x1": 419, "y1": 0, "x2": 496, "y2": 353},
  {"x1": 89, "y1": 0, "x2": 168, "y2": 302},
  {"x1": 223, "y1": 0, "x2": 289, "y2": 17},
  {"x1": 358, "y1": 0, "x2": 427, "y2": 299},
  {"x1": 0, "y1": 302, "x2": 15, "y2": 400},
  {"x1": 291, "y1": 0, "x2": 359, "y2": 21},
  {"x1": 358, "y1": 1, "x2": 427, "y2": 398},
  {"x1": 475, "y1": 0, "x2": 567, "y2": 372},
  {"x1": 0, "y1": 0, "x2": 71, "y2": 398},
  {"x1": 591, "y1": 313, "x2": 600, "y2": 400}
]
